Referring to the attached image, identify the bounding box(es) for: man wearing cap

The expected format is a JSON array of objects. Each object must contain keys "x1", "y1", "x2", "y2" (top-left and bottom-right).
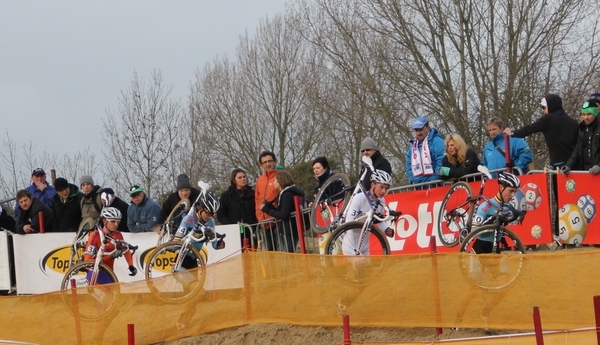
[
  {"x1": 127, "y1": 185, "x2": 161, "y2": 233},
  {"x1": 503, "y1": 94, "x2": 578, "y2": 169},
  {"x1": 405, "y1": 116, "x2": 446, "y2": 186},
  {"x1": 360, "y1": 137, "x2": 392, "y2": 189},
  {"x1": 51, "y1": 178, "x2": 82, "y2": 232},
  {"x1": 482, "y1": 117, "x2": 533, "y2": 175},
  {"x1": 160, "y1": 174, "x2": 200, "y2": 224},
  {"x1": 561, "y1": 100, "x2": 600, "y2": 175},
  {"x1": 15, "y1": 168, "x2": 56, "y2": 217}
]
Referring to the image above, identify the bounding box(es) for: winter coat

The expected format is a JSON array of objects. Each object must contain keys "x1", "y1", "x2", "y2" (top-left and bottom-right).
[
  {"x1": 80, "y1": 185, "x2": 103, "y2": 222},
  {"x1": 16, "y1": 198, "x2": 54, "y2": 234},
  {"x1": 440, "y1": 148, "x2": 481, "y2": 180},
  {"x1": 405, "y1": 128, "x2": 446, "y2": 184},
  {"x1": 482, "y1": 133, "x2": 533, "y2": 174},
  {"x1": 160, "y1": 188, "x2": 200, "y2": 223},
  {"x1": 255, "y1": 169, "x2": 280, "y2": 224},
  {"x1": 52, "y1": 183, "x2": 82, "y2": 232},
  {"x1": 217, "y1": 185, "x2": 258, "y2": 225},
  {"x1": 14, "y1": 182, "x2": 56, "y2": 218},
  {"x1": 127, "y1": 195, "x2": 162, "y2": 233},
  {"x1": 566, "y1": 117, "x2": 600, "y2": 170}
]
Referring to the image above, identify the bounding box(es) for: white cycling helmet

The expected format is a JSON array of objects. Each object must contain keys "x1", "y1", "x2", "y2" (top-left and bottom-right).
[
  {"x1": 371, "y1": 169, "x2": 392, "y2": 185},
  {"x1": 100, "y1": 207, "x2": 122, "y2": 220},
  {"x1": 498, "y1": 172, "x2": 520, "y2": 188},
  {"x1": 195, "y1": 191, "x2": 220, "y2": 215}
]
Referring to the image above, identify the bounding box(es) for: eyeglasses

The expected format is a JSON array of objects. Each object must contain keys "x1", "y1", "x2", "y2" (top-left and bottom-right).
[
  {"x1": 130, "y1": 192, "x2": 142, "y2": 198},
  {"x1": 360, "y1": 149, "x2": 372, "y2": 153},
  {"x1": 261, "y1": 159, "x2": 275, "y2": 165},
  {"x1": 108, "y1": 220, "x2": 120, "y2": 224}
]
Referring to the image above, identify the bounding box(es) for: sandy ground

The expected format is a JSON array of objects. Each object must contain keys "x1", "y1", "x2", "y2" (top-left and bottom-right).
[{"x1": 162, "y1": 323, "x2": 514, "y2": 345}]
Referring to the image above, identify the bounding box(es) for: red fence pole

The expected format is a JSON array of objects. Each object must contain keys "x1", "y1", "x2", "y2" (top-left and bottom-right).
[
  {"x1": 504, "y1": 134, "x2": 512, "y2": 172},
  {"x1": 343, "y1": 314, "x2": 351, "y2": 345},
  {"x1": 533, "y1": 306, "x2": 544, "y2": 345},
  {"x1": 429, "y1": 236, "x2": 442, "y2": 337},
  {"x1": 127, "y1": 323, "x2": 135, "y2": 345},
  {"x1": 293, "y1": 196, "x2": 307, "y2": 254},
  {"x1": 594, "y1": 295, "x2": 600, "y2": 344},
  {"x1": 70, "y1": 279, "x2": 83, "y2": 345},
  {"x1": 38, "y1": 211, "x2": 45, "y2": 233}
]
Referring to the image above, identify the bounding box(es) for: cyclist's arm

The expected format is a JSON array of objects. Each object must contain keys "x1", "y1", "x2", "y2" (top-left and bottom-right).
[
  {"x1": 472, "y1": 199, "x2": 497, "y2": 228},
  {"x1": 111, "y1": 232, "x2": 134, "y2": 266},
  {"x1": 84, "y1": 230, "x2": 101, "y2": 261},
  {"x1": 174, "y1": 214, "x2": 194, "y2": 239}
]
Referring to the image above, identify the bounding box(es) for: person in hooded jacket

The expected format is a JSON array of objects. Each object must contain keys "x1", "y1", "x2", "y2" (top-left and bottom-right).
[
  {"x1": 561, "y1": 100, "x2": 600, "y2": 175},
  {"x1": 359, "y1": 138, "x2": 392, "y2": 189},
  {"x1": 504, "y1": 94, "x2": 578, "y2": 168},
  {"x1": 51, "y1": 177, "x2": 82, "y2": 232},
  {"x1": 217, "y1": 168, "x2": 258, "y2": 244},
  {"x1": 99, "y1": 188, "x2": 129, "y2": 232},
  {"x1": 79, "y1": 175, "x2": 103, "y2": 226},
  {"x1": 259, "y1": 171, "x2": 305, "y2": 253},
  {"x1": 160, "y1": 174, "x2": 200, "y2": 225},
  {"x1": 405, "y1": 116, "x2": 446, "y2": 185}
]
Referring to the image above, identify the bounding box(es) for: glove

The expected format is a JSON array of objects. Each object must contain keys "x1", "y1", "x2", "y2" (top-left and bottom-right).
[
  {"x1": 438, "y1": 167, "x2": 450, "y2": 176},
  {"x1": 204, "y1": 227, "x2": 215, "y2": 241},
  {"x1": 590, "y1": 165, "x2": 600, "y2": 175},
  {"x1": 384, "y1": 227, "x2": 394, "y2": 238},
  {"x1": 212, "y1": 238, "x2": 226, "y2": 250},
  {"x1": 128, "y1": 265, "x2": 138, "y2": 276},
  {"x1": 560, "y1": 165, "x2": 571, "y2": 176}
]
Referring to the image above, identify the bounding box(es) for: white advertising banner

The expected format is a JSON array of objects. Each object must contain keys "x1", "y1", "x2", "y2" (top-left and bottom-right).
[
  {"x1": 12, "y1": 224, "x2": 243, "y2": 294},
  {"x1": 0, "y1": 231, "x2": 11, "y2": 291}
]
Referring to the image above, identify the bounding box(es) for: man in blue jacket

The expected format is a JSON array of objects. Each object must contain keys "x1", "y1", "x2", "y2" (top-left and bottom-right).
[
  {"x1": 15, "y1": 168, "x2": 56, "y2": 217},
  {"x1": 405, "y1": 116, "x2": 446, "y2": 186},
  {"x1": 482, "y1": 117, "x2": 533, "y2": 174},
  {"x1": 127, "y1": 185, "x2": 161, "y2": 233}
]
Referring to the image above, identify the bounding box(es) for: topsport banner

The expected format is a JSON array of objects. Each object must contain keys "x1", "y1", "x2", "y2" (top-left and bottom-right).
[
  {"x1": 384, "y1": 172, "x2": 554, "y2": 254},
  {"x1": 556, "y1": 172, "x2": 600, "y2": 245},
  {"x1": 12, "y1": 224, "x2": 242, "y2": 294}
]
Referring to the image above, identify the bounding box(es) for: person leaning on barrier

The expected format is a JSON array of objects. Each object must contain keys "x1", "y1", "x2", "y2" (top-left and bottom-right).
[
  {"x1": 561, "y1": 100, "x2": 600, "y2": 176},
  {"x1": 359, "y1": 138, "x2": 392, "y2": 189},
  {"x1": 438, "y1": 133, "x2": 481, "y2": 180},
  {"x1": 259, "y1": 171, "x2": 305, "y2": 253},
  {"x1": 0, "y1": 206, "x2": 16, "y2": 231},
  {"x1": 51, "y1": 177, "x2": 82, "y2": 232},
  {"x1": 99, "y1": 188, "x2": 129, "y2": 232},
  {"x1": 405, "y1": 116, "x2": 446, "y2": 185},
  {"x1": 127, "y1": 185, "x2": 161, "y2": 233},
  {"x1": 159, "y1": 174, "x2": 200, "y2": 226},
  {"x1": 482, "y1": 117, "x2": 533, "y2": 175},
  {"x1": 79, "y1": 175, "x2": 104, "y2": 225},
  {"x1": 503, "y1": 94, "x2": 578, "y2": 169},
  {"x1": 15, "y1": 189, "x2": 54, "y2": 234},
  {"x1": 255, "y1": 151, "x2": 280, "y2": 235},
  {"x1": 217, "y1": 168, "x2": 258, "y2": 243}
]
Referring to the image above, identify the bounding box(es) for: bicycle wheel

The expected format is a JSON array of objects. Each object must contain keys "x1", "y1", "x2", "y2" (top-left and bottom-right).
[
  {"x1": 60, "y1": 261, "x2": 120, "y2": 321},
  {"x1": 324, "y1": 221, "x2": 390, "y2": 285},
  {"x1": 310, "y1": 173, "x2": 352, "y2": 234},
  {"x1": 69, "y1": 217, "x2": 95, "y2": 267},
  {"x1": 145, "y1": 241, "x2": 206, "y2": 303},
  {"x1": 437, "y1": 182, "x2": 474, "y2": 247},
  {"x1": 158, "y1": 199, "x2": 190, "y2": 246},
  {"x1": 459, "y1": 225, "x2": 525, "y2": 290}
]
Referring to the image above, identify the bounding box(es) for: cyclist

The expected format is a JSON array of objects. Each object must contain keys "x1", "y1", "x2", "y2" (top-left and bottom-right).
[
  {"x1": 174, "y1": 191, "x2": 224, "y2": 268},
  {"x1": 342, "y1": 169, "x2": 395, "y2": 255},
  {"x1": 470, "y1": 172, "x2": 522, "y2": 253},
  {"x1": 83, "y1": 207, "x2": 137, "y2": 283}
]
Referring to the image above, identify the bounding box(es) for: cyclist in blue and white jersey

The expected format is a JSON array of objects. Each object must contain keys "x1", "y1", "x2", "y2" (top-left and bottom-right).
[
  {"x1": 342, "y1": 169, "x2": 395, "y2": 255},
  {"x1": 470, "y1": 172, "x2": 521, "y2": 253}
]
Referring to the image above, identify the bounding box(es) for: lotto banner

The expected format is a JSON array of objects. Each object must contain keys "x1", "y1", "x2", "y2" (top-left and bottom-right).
[
  {"x1": 385, "y1": 172, "x2": 553, "y2": 254},
  {"x1": 556, "y1": 173, "x2": 600, "y2": 245}
]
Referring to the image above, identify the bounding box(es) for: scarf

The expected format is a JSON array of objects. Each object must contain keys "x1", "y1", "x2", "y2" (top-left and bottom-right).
[{"x1": 411, "y1": 135, "x2": 434, "y2": 177}]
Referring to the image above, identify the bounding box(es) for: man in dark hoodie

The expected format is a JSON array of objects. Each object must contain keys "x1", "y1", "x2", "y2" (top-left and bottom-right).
[
  {"x1": 360, "y1": 137, "x2": 392, "y2": 189},
  {"x1": 52, "y1": 177, "x2": 82, "y2": 232},
  {"x1": 504, "y1": 94, "x2": 579, "y2": 168},
  {"x1": 160, "y1": 174, "x2": 200, "y2": 224},
  {"x1": 15, "y1": 189, "x2": 53, "y2": 234}
]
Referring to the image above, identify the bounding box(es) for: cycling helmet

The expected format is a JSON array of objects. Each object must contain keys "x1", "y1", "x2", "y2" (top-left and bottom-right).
[
  {"x1": 100, "y1": 207, "x2": 122, "y2": 220},
  {"x1": 370, "y1": 169, "x2": 392, "y2": 185},
  {"x1": 195, "y1": 191, "x2": 220, "y2": 215},
  {"x1": 498, "y1": 172, "x2": 520, "y2": 188}
]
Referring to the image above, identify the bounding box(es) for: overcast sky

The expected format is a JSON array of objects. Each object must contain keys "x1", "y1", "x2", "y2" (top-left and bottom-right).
[{"x1": 0, "y1": 1, "x2": 286, "y2": 161}]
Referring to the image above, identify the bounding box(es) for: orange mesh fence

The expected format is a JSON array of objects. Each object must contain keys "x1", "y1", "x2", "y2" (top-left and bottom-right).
[{"x1": 1, "y1": 250, "x2": 600, "y2": 344}]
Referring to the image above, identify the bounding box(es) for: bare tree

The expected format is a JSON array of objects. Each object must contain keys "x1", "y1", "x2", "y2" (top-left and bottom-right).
[{"x1": 103, "y1": 70, "x2": 186, "y2": 199}]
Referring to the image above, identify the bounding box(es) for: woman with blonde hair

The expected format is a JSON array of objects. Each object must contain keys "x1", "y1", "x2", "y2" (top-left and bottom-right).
[{"x1": 438, "y1": 133, "x2": 481, "y2": 180}]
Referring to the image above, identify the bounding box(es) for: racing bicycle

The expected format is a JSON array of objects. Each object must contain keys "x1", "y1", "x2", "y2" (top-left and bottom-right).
[
  {"x1": 61, "y1": 225, "x2": 138, "y2": 320},
  {"x1": 145, "y1": 221, "x2": 225, "y2": 303},
  {"x1": 436, "y1": 165, "x2": 494, "y2": 247}
]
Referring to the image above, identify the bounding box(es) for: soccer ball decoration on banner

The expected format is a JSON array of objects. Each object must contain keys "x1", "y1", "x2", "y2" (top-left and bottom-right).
[
  {"x1": 577, "y1": 194, "x2": 597, "y2": 224},
  {"x1": 521, "y1": 182, "x2": 542, "y2": 210},
  {"x1": 558, "y1": 203, "x2": 588, "y2": 245}
]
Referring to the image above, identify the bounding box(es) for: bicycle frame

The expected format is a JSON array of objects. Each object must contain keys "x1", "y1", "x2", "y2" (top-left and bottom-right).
[
  {"x1": 88, "y1": 226, "x2": 136, "y2": 285},
  {"x1": 347, "y1": 201, "x2": 395, "y2": 255}
]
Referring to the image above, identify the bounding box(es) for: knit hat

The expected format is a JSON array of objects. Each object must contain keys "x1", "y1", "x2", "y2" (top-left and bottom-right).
[
  {"x1": 79, "y1": 175, "x2": 94, "y2": 186},
  {"x1": 590, "y1": 93, "x2": 600, "y2": 105},
  {"x1": 582, "y1": 100, "x2": 599, "y2": 116},
  {"x1": 54, "y1": 178, "x2": 69, "y2": 191},
  {"x1": 176, "y1": 174, "x2": 192, "y2": 191},
  {"x1": 360, "y1": 137, "x2": 378, "y2": 151}
]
